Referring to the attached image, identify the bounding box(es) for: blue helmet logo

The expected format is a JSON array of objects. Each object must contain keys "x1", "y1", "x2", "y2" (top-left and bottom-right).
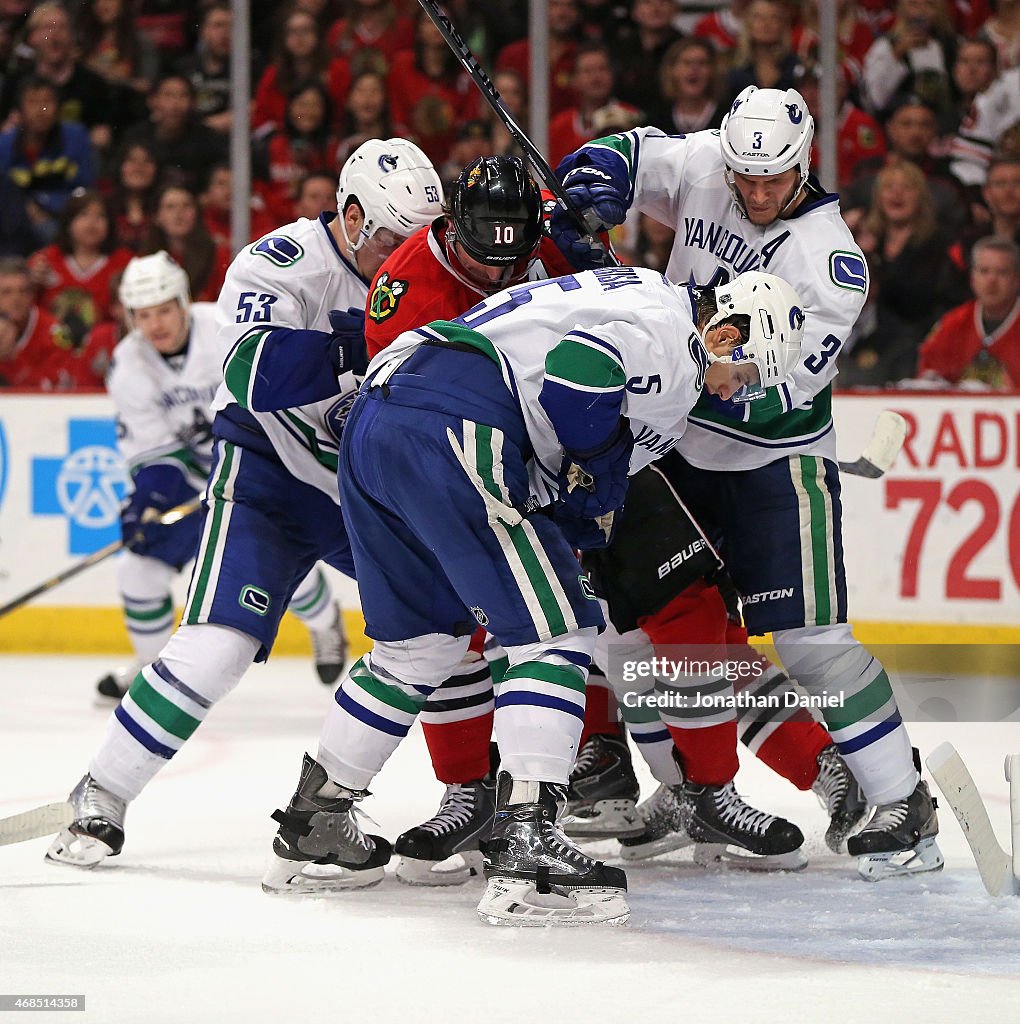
[
  {"x1": 786, "y1": 103, "x2": 803, "y2": 124},
  {"x1": 789, "y1": 305, "x2": 805, "y2": 329},
  {"x1": 377, "y1": 154, "x2": 399, "y2": 172}
]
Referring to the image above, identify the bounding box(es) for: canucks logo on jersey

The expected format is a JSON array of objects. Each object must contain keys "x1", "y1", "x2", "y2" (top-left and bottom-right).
[{"x1": 368, "y1": 271, "x2": 409, "y2": 323}]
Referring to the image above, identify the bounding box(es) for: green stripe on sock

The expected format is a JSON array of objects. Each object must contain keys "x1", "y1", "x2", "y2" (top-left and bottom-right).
[
  {"x1": 800, "y1": 455, "x2": 832, "y2": 624},
  {"x1": 502, "y1": 661, "x2": 586, "y2": 693},
  {"x1": 349, "y1": 658, "x2": 424, "y2": 715},
  {"x1": 825, "y1": 669, "x2": 894, "y2": 732},
  {"x1": 291, "y1": 570, "x2": 326, "y2": 614},
  {"x1": 620, "y1": 699, "x2": 661, "y2": 725},
  {"x1": 125, "y1": 597, "x2": 173, "y2": 623},
  {"x1": 128, "y1": 676, "x2": 202, "y2": 740}
]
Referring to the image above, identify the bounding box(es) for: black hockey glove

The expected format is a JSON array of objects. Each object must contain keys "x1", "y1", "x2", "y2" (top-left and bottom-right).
[
  {"x1": 328, "y1": 307, "x2": 369, "y2": 378},
  {"x1": 558, "y1": 422, "x2": 634, "y2": 519}
]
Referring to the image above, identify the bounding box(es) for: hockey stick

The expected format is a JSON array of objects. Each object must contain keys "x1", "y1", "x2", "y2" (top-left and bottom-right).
[
  {"x1": 838, "y1": 410, "x2": 907, "y2": 478},
  {"x1": 0, "y1": 802, "x2": 74, "y2": 847},
  {"x1": 0, "y1": 496, "x2": 202, "y2": 619},
  {"x1": 414, "y1": 0, "x2": 617, "y2": 266},
  {"x1": 1006, "y1": 753, "x2": 1020, "y2": 886},
  {"x1": 926, "y1": 742, "x2": 1017, "y2": 896}
]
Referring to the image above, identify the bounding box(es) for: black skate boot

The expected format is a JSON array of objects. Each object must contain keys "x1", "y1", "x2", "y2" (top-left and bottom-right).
[
  {"x1": 562, "y1": 733, "x2": 643, "y2": 839},
  {"x1": 812, "y1": 744, "x2": 870, "y2": 854},
  {"x1": 685, "y1": 779, "x2": 807, "y2": 871},
  {"x1": 94, "y1": 663, "x2": 140, "y2": 704},
  {"x1": 847, "y1": 778, "x2": 943, "y2": 881},
  {"x1": 618, "y1": 783, "x2": 694, "y2": 861},
  {"x1": 477, "y1": 772, "x2": 629, "y2": 926},
  {"x1": 310, "y1": 604, "x2": 348, "y2": 685},
  {"x1": 394, "y1": 778, "x2": 496, "y2": 885},
  {"x1": 46, "y1": 774, "x2": 127, "y2": 868},
  {"x1": 262, "y1": 753, "x2": 391, "y2": 893}
]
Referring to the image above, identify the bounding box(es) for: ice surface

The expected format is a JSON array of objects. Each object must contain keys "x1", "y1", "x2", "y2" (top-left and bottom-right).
[{"x1": 1, "y1": 655, "x2": 1019, "y2": 1023}]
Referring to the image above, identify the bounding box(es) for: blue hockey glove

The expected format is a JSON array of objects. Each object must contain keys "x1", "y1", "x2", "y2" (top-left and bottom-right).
[
  {"x1": 558, "y1": 422, "x2": 634, "y2": 519},
  {"x1": 121, "y1": 489, "x2": 202, "y2": 567},
  {"x1": 550, "y1": 166, "x2": 628, "y2": 271},
  {"x1": 551, "y1": 504, "x2": 619, "y2": 551},
  {"x1": 120, "y1": 492, "x2": 162, "y2": 556},
  {"x1": 328, "y1": 307, "x2": 369, "y2": 378}
]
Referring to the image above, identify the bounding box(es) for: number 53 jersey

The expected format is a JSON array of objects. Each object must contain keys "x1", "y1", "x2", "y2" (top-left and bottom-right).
[{"x1": 211, "y1": 213, "x2": 369, "y2": 503}]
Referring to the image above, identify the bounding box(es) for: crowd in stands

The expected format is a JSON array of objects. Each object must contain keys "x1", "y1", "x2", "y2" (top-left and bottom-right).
[{"x1": 0, "y1": 0, "x2": 1017, "y2": 392}]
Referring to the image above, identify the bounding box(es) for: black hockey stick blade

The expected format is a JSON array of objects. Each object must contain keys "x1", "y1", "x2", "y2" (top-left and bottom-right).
[{"x1": 838, "y1": 410, "x2": 907, "y2": 478}]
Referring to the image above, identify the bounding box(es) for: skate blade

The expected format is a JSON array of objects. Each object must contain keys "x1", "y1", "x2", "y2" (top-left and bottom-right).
[
  {"x1": 562, "y1": 799, "x2": 644, "y2": 839},
  {"x1": 45, "y1": 828, "x2": 117, "y2": 869},
  {"x1": 693, "y1": 842, "x2": 808, "y2": 873},
  {"x1": 261, "y1": 852, "x2": 386, "y2": 894},
  {"x1": 395, "y1": 850, "x2": 484, "y2": 887},
  {"x1": 619, "y1": 831, "x2": 694, "y2": 861},
  {"x1": 856, "y1": 836, "x2": 945, "y2": 882},
  {"x1": 477, "y1": 876, "x2": 629, "y2": 927}
]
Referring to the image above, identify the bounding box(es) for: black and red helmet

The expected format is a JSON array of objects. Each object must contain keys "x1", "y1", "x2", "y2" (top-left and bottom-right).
[{"x1": 447, "y1": 155, "x2": 543, "y2": 289}]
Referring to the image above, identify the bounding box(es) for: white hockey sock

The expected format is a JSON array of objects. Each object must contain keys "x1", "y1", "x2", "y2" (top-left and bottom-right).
[
  {"x1": 288, "y1": 566, "x2": 337, "y2": 632},
  {"x1": 117, "y1": 551, "x2": 177, "y2": 665},
  {"x1": 89, "y1": 624, "x2": 259, "y2": 802}
]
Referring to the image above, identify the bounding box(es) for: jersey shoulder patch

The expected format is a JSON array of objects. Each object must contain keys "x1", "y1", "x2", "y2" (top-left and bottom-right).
[
  {"x1": 828, "y1": 250, "x2": 868, "y2": 292},
  {"x1": 250, "y1": 234, "x2": 305, "y2": 268},
  {"x1": 368, "y1": 270, "x2": 409, "y2": 323}
]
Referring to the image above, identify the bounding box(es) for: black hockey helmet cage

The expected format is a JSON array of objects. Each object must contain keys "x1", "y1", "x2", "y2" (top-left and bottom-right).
[{"x1": 449, "y1": 156, "x2": 543, "y2": 272}]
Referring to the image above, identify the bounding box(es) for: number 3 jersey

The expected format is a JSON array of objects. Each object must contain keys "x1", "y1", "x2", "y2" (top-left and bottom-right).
[
  {"x1": 559, "y1": 128, "x2": 870, "y2": 470},
  {"x1": 108, "y1": 302, "x2": 225, "y2": 490},
  {"x1": 211, "y1": 213, "x2": 368, "y2": 503},
  {"x1": 367, "y1": 265, "x2": 709, "y2": 506}
]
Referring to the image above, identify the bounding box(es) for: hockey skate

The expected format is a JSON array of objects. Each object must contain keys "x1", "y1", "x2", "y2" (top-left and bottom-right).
[
  {"x1": 476, "y1": 773, "x2": 629, "y2": 926},
  {"x1": 848, "y1": 779, "x2": 943, "y2": 881},
  {"x1": 618, "y1": 783, "x2": 694, "y2": 861},
  {"x1": 812, "y1": 744, "x2": 869, "y2": 854},
  {"x1": 561, "y1": 734, "x2": 644, "y2": 839},
  {"x1": 45, "y1": 774, "x2": 127, "y2": 868},
  {"x1": 685, "y1": 779, "x2": 807, "y2": 871},
  {"x1": 262, "y1": 753, "x2": 391, "y2": 894},
  {"x1": 394, "y1": 778, "x2": 495, "y2": 886},
  {"x1": 94, "y1": 663, "x2": 141, "y2": 704},
  {"x1": 310, "y1": 604, "x2": 348, "y2": 686}
]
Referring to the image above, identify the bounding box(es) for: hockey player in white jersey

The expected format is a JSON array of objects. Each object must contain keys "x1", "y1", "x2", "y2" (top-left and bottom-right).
[
  {"x1": 94, "y1": 254, "x2": 349, "y2": 703},
  {"x1": 261, "y1": 265, "x2": 803, "y2": 925},
  {"x1": 551, "y1": 85, "x2": 942, "y2": 880},
  {"x1": 47, "y1": 140, "x2": 445, "y2": 870}
]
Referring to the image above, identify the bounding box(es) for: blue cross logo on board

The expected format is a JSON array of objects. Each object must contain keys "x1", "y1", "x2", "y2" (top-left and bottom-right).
[
  {"x1": 0, "y1": 420, "x2": 8, "y2": 513},
  {"x1": 32, "y1": 418, "x2": 129, "y2": 554}
]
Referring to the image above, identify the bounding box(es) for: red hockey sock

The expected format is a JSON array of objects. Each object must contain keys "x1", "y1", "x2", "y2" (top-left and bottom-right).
[
  {"x1": 725, "y1": 619, "x2": 831, "y2": 790},
  {"x1": 667, "y1": 720, "x2": 739, "y2": 785},
  {"x1": 579, "y1": 674, "x2": 623, "y2": 747},
  {"x1": 422, "y1": 713, "x2": 494, "y2": 784}
]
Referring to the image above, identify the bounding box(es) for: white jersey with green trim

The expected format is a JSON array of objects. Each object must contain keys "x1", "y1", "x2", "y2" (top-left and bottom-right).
[
  {"x1": 369, "y1": 265, "x2": 709, "y2": 505},
  {"x1": 585, "y1": 127, "x2": 869, "y2": 470},
  {"x1": 211, "y1": 214, "x2": 367, "y2": 502},
  {"x1": 108, "y1": 303, "x2": 225, "y2": 485}
]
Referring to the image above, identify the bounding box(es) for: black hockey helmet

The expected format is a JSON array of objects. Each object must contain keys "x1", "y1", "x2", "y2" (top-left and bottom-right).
[{"x1": 447, "y1": 155, "x2": 543, "y2": 290}]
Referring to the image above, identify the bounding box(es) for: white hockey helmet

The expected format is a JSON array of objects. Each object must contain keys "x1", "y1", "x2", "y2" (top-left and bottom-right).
[
  {"x1": 335, "y1": 138, "x2": 445, "y2": 251},
  {"x1": 702, "y1": 271, "x2": 805, "y2": 402},
  {"x1": 119, "y1": 251, "x2": 191, "y2": 324},
  {"x1": 720, "y1": 86, "x2": 815, "y2": 215}
]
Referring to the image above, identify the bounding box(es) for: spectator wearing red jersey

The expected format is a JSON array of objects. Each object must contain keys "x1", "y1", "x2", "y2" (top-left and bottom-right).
[
  {"x1": 795, "y1": 0, "x2": 875, "y2": 87},
  {"x1": 28, "y1": 188, "x2": 132, "y2": 349},
  {"x1": 917, "y1": 234, "x2": 1020, "y2": 385},
  {"x1": 793, "y1": 61, "x2": 886, "y2": 189},
  {"x1": 548, "y1": 43, "x2": 642, "y2": 168},
  {"x1": 142, "y1": 184, "x2": 229, "y2": 303},
  {"x1": 327, "y1": 0, "x2": 415, "y2": 75},
  {"x1": 253, "y1": 6, "x2": 351, "y2": 137},
  {"x1": 106, "y1": 140, "x2": 159, "y2": 253},
  {"x1": 201, "y1": 164, "x2": 276, "y2": 249},
  {"x1": 693, "y1": 0, "x2": 751, "y2": 57},
  {"x1": 496, "y1": 0, "x2": 581, "y2": 118},
  {"x1": 335, "y1": 69, "x2": 394, "y2": 166},
  {"x1": 0, "y1": 256, "x2": 77, "y2": 390},
  {"x1": 257, "y1": 81, "x2": 340, "y2": 223},
  {"x1": 387, "y1": 10, "x2": 482, "y2": 166}
]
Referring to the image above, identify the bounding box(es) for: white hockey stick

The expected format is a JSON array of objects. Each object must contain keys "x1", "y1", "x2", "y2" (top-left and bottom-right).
[
  {"x1": 0, "y1": 802, "x2": 73, "y2": 847},
  {"x1": 926, "y1": 742, "x2": 1017, "y2": 896},
  {"x1": 1006, "y1": 753, "x2": 1020, "y2": 886},
  {"x1": 838, "y1": 410, "x2": 908, "y2": 479}
]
